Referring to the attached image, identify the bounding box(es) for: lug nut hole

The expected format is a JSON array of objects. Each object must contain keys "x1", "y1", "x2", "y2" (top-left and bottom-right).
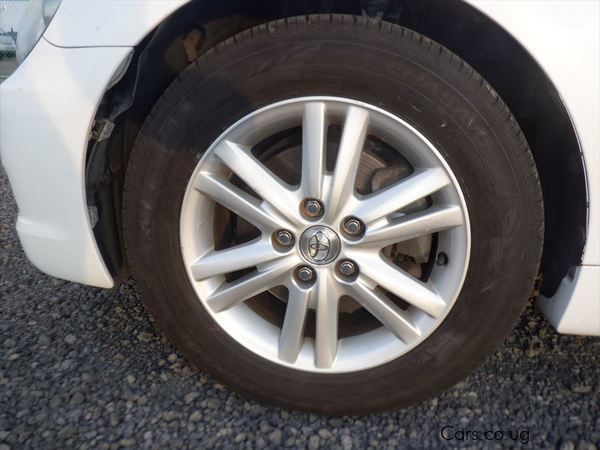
[
  {"x1": 342, "y1": 216, "x2": 364, "y2": 237},
  {"x1": 296, "y1": 266, "x2": 316, "y2": 284},
  {"x1": 301, "y1": 199, "x2": 324, "y2": 219},
  {"x1": 274, "y1": 230, "x2": 295, "y2": 248},
  {"x1": 337, "y1": 259, "x2": 358, "y2": 279}
]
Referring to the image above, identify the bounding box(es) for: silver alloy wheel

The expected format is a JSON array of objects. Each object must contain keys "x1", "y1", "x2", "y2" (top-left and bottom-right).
[{"x1": 180, "y1": 97, "x2": 470, "y2": 373}]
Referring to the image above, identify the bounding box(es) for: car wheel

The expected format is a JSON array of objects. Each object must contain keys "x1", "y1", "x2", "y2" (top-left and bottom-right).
[{"x1": 123, "y1": 15, "x2": 543, "y2": 414}]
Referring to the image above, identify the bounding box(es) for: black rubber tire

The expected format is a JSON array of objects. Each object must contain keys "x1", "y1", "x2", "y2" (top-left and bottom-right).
[{"x1": 123, "y1": 15, "x2": 543, "y2": 414}]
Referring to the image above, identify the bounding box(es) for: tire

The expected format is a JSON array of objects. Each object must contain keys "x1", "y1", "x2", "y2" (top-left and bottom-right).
[{"x1": 123, "y1": 15, "x2": 543, "y2": 414}]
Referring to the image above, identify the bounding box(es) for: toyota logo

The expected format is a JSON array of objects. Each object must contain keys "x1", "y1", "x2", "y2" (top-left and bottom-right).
[
  {"x1": 299, "y1": 226, "x2": 341, "y2": 265},
  {"x1": 308, "y1": 231, "x2": 331, "y2": 261}
]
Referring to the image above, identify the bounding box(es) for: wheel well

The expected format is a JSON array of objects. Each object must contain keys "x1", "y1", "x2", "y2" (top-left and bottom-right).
[{"x1": 86, "y1": 0, "x2": 587, "y2": 296}]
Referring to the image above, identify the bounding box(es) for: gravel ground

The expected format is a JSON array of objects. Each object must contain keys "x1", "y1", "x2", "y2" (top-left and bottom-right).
[{"x1": 1, "y1": 167, "x2": 599, "y2": 450}]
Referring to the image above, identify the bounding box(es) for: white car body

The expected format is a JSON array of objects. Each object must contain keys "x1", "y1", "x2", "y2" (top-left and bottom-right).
[{"x1": 1, "y1": 0, "x2": 598, "y2": 335}]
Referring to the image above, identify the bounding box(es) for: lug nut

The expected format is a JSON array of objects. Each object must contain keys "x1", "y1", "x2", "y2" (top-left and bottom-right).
[
  {"x1": 297, "y1": 266, "x2": 315, "y2": 282},
  {"x1": 343, "y1": 217, "x2": 364, "y2": 235},
  {"x1": 302, "y1": 199, "x2": 323, "y2": 218},
  {"x1": 338, "y1": 260, "x2": 357, "y2": 276},
  {"x1": 275, "y1": 230, "x2": 294, "y2": 246}
]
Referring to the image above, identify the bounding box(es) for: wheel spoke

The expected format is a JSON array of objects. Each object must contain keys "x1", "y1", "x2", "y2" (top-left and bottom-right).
[
  {"x1": 301, "y1": 102, "x2": 327, "y2": 200},
  {"x1": 206, "y1": 258, "x2": 295, "y2": 313},
  {"x1": 349, "y1": 277, "x2": 421, "y2": 343},
  {"x1": 352, "y1": 168, "x2": 451, "y2": 225},
  {"x1": 191, "y1": 238, "x2": 283, "y2": 281},
  {"x1": 325, "y1": 106, "x2": 369, "y2": 220},
  {"x1": 194, "y1": 171, "x2": 293, "y2": 232},
  {"x1": 315, "y1": 272, "x2": 340, "y2": 368},
  {"x1": 359, "y1": 205, "x2": 463, "y2": 249},
  {"x1": 349, "y1": 251, "x2": 447, "y2": 318},
  {"x1": 213, "y1": 140, "x2": 301, "y2": 223},
  {"x1": 279, "y1": 285, "x2": 311, "y2": 363}
]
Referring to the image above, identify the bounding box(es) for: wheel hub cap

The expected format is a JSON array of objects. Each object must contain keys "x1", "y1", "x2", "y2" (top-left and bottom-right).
[{"x1": 300, "y1": 226, "x2": 341, "y2": 265}]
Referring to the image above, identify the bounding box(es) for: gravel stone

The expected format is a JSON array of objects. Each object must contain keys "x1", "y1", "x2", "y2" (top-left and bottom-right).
[
  {"x1": 184, "y1": 392, "x2": 200, "y2": 404},
  {"x1": 308, "y1": 435, "x2": 320, "y2": 450},
  {"x1": 572, "y1": 385, "x2": 593, "y2": 394},
  {"x1": 0, "y1": 167, "x2": 598, "y2": 449},
  {"x1": 64, "y1": 334, "x2": 77, "y2": 345},
  {"x1": 318, "y1": 429, "x2": 333, "y2": 440},
  {"x1": 137, "y1": 332, "x2": 153, "y2": 343},
  {"x1": 70, "y1": 392, "x2": 84, "y2": 405},
  {"x1": 341, "y1": 434, "x2": 353, "y2": 449},
  {"x1": 560, "y1": 442, "x2": 576, "y2": 450},
  {"x1": 268, "y1": 429, "x2": 283, "y2": 446},
  {"x1": 57, "y1": 426, "x2": 76, "y2": 440},
  {"x1": 189, "y1": 411, "x2": 203, "y2": 422}
]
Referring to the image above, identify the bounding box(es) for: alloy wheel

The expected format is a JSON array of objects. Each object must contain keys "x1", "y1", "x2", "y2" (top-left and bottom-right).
[{"x1": 180, "y1": 97, "x2": 470, "y2": 373}]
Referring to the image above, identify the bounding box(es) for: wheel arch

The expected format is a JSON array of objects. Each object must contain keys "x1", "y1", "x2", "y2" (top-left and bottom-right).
[{"x1": 86, "y1": 0, "x2": 588, "y2": 296}]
